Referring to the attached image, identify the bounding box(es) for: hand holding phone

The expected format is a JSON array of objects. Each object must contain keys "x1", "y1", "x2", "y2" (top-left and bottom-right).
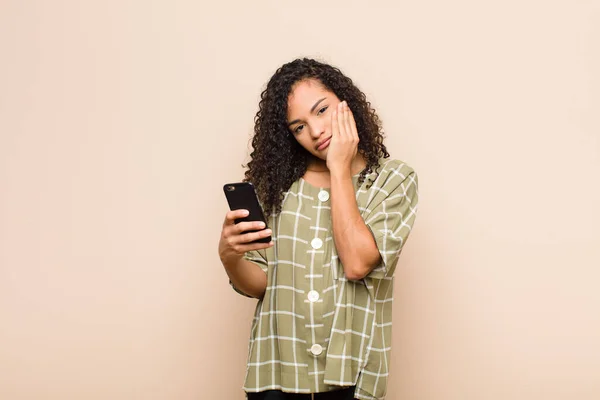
[
  {"x1": 219, "y1": 182, "x2": 273, "y2": 265},
  {"x1": 219, "y1": 209, "x2": 272, "y2": 261}
]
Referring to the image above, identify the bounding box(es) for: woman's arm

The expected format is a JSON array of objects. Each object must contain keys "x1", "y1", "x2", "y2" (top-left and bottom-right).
[
  {"x1": 222, "y1": 257, "x2": 268, "y2": 299},
  {"x1": 326, "y1": 101, "x2": 381, "y2": 280},
  {"x1": 330, "y1": 171, "x2": 382, "y2": 280}
]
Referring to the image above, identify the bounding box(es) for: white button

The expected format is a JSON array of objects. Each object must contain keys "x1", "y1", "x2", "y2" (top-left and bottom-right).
[
  {"x1": 311, "y1": 238, "x2": 323, "y2": 249},
  {"x1": 318, "y1": 190, "x2": 330, "y2": 202},
  {"x1": 307, "y1": 290, "x2": 320, "y2": 302},
  {"x1": 310, "y1": 344, "x2": 323, "y2": 356}
]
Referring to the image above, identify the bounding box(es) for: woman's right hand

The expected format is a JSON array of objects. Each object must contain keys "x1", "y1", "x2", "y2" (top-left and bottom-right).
[{"x1": 218, "y1": 209, "x2": 273, "y2": 265}]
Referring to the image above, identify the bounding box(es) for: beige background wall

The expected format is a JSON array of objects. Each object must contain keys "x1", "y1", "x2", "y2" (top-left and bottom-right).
[{"x1": 1, "y1": 1, "x2": 599, "y2": 399}]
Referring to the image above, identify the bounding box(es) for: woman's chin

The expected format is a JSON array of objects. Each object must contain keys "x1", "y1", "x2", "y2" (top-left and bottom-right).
[
  {"x1": 316, "y1": 149, "x2": 328, "y2": 160},
  {"x1": 307, "y1": 148, "x2": 329, "y2": 163}
]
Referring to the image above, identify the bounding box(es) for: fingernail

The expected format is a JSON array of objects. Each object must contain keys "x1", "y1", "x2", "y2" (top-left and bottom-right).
[{"x1": 265, "y1": 229, "x2": 272, "y2": 234}]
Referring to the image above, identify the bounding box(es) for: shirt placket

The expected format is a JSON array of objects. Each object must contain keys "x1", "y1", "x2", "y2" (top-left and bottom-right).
[{"x1": 305, "y1": 187, "x2": 330, "y2": 391}]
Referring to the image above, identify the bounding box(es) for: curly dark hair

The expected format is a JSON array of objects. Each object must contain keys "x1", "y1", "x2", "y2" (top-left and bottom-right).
[{"x1": 244, "y1": 58, "x2": 390, "y2": 217}]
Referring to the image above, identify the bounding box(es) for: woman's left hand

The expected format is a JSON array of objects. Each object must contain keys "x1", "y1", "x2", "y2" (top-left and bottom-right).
[{"x1": 326, "y1": 100, "x2": 359, "y2": 175}]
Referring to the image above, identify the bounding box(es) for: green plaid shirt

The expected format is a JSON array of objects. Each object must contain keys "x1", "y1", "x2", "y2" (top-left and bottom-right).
[{"x1": 232, "y1": 158, "x2": 419, "y2": 400}]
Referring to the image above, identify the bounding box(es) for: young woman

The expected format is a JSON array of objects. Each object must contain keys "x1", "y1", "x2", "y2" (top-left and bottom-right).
[{"x1": 218, "y1": 58, "x2": 419, "y2": 400}]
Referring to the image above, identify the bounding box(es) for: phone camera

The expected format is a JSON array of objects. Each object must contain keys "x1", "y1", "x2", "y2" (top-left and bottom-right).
[{"x1": 226, "y1": 185, "x2": 236, "y2": 192}]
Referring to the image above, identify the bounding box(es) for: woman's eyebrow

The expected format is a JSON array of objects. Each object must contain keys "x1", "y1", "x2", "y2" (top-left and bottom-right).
[
  {"x1": 288, "y1": 97, "x2": 327, "y2": 126},
  {"x1": 309, "y1": 97, "x2": 327, "y2": 113}
]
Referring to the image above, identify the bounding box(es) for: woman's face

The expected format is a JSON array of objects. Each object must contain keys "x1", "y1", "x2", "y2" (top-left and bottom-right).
[{"x1": 286, "y1": 79, "x2": 342, "y2": 161}]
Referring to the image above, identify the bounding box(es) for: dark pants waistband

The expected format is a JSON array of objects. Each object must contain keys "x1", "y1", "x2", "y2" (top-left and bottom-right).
[{"x1": 247, "y1": 386, "x2": 357, "y2": 400}]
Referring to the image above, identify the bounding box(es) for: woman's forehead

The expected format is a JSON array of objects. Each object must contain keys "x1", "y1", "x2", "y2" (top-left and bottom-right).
[{"x1": 288, "y1": 79, "x2": 331, "y2": 107}]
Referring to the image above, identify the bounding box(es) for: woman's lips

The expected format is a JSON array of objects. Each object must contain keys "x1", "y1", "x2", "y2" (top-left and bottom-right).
[{"x1": 317, "y1": 137, "x2": 331, "y2": 151}]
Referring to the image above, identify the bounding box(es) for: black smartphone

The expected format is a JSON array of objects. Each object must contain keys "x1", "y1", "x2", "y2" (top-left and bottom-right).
[{"x1": 223, "y1": 182, "x2": 271, "y2": 244}]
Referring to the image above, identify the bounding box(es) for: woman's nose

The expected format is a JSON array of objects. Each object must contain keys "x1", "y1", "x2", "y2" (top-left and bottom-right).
[{"x1": 309, "y1": 121, "x2": 326, "y2": 138}]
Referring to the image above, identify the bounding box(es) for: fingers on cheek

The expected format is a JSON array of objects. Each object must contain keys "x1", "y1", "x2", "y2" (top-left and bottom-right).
[
  {"x1": 339, "y1": 105, "x2": 346, "y2": 135},
  {"x1": 344, "y1": 108, "x2": 352, "y2": 137},
  {"x1": 332, "y1": 109, "x2": 338, "y2": 132},
  {"x1": 344, "y1": 107, "x2": 350, "y2": 133},
  {"x1": 346, "y1": 107, "x2": 353, "y2": 136}
]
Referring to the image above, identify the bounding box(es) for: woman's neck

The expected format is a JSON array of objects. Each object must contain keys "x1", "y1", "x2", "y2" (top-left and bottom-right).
[
  {"x1": 306, "y1": 154, "x2": 366, "y2": 175},
  {"x1": 306, "y1": 158, "x2": 328, "y2": 172}
]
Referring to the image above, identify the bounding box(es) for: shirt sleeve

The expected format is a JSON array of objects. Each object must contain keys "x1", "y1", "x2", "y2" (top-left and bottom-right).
[
  {"x1": 229, "y1": 248, "x2": 268, "y2": 298},
  {"x1": 363, "y1": 167, "x2": 419, "y2": 279}
]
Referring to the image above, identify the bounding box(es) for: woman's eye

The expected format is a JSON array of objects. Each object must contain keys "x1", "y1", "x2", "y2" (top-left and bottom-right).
[
  {"x1": 294, "y1": 125, "x2": 304, "y2": 134},
  {"x1": 317, "y1": 106, "x2": 328, "y2": 115}
]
